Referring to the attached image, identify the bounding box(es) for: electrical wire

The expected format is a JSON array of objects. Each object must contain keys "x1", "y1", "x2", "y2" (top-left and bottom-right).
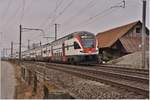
[
  {"x1": 0, "y1": 0, "x2": 12, "y2": 29},
  {"x1": 62, "y1": 7, "x2": 112, "y2": 33},
  {"x1": 3, "y1": 2, "x2": 21, "y2": 27},
  {"x1": 40, "y1": 0, "x2": 74, "y2": 37},
  {"x1": 1, "y1": 0, "x2": 12, "y2": 21},
  {"x1": 36, "y1": 0, "x2": 63, "y2": 42},
  {"x1": 3, "y1": 0, "x2": 34, "y2": 30},
  {"x1": 61, "y1": 0, "x2": 96, "y2": 25},
  {"x1": 49, "y1": 0, "x2": 74, "y2": 26},
  {"x1": 22, "y1": 0, "x2": 34, "y2": 18},
  {"x1": 39, "y1": 0, "x2": 64, "y2": 28},
  {"x1": 20, "y1": 0, "x2": 25, "y2": 24},
  {"x1": 61, "y1": 0, "x2": 125, "y2": 33},
  {"x1": 81, "y1": 8, "x2": 119, "y2": 28}
]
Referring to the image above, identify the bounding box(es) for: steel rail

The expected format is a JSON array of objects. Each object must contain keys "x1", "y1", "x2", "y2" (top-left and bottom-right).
[
  {"x1": 37, "y1": 62, "x2": 149, "y2": 83},
  {"x1": 94, "y1": 64, "x2": 149, "y2": 74}
]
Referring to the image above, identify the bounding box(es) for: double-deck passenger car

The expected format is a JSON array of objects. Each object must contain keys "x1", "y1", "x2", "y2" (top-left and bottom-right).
[
  {"x1": 13, "y1": 31, "x2": 98, "y2": 64},
  {"x1": 50, "y1": 31, "x2": 98, "y2": 63}
]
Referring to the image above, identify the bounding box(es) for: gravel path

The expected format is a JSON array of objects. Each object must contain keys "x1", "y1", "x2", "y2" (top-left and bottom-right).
[{"x1": 0, "y1": 61, "x2": 16, "y2": 99}]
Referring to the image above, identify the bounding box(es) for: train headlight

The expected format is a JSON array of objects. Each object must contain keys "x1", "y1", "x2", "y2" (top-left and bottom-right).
[{"x1": 80, "y1": 51, "x2": 84, "y2": 53}]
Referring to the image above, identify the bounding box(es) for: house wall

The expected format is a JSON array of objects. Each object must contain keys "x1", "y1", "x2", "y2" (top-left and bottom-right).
[
  {"x1": 120, "y1": 23, "x2": 149, "y2": 53},
  {"x1": 125, "y1": 23, "x2": 142, "y2": 37},
  {"x1": 99, "y1": 23, "x2": 149, "y2": 62}
]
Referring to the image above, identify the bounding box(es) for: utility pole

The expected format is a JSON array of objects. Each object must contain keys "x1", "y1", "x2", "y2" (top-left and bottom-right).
[
  {"x1": 18, "y1": 25, "x2": 44, "y2": 60},
  {"x1": 28, "y1": 40, "x2": 30, "y2": 50},
  {"x1": 19, "y1": 24, "x2": 22, "y2": 61},
  {"x1": 55, "y1": 24, "x2": 57, "y2": 40},
  {"x1": 142, "y1": 0, "x2": 146, "y2": 69},
  {"x1": 40, "y1": 41, "x2": 42, "y2": 46},
  {"x1": 40, "y1": 41, "x2": 42, "y2": 56},
  {"x1": 11, "y1": 41, "x2": 13, "y2": 58}
]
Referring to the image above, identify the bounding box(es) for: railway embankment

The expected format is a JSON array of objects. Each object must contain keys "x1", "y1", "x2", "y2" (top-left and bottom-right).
[
  {"x1": 11, "y1": 61, "x2": 74, "y2": 99},
  {"x1": 9, "y1": 60, "x2": 148, "y2": 99}
]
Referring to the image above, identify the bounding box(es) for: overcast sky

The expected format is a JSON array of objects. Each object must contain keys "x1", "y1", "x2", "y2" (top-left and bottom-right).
[{"x1": 0, "y1": 0, "x2": 149, "y2": 55}]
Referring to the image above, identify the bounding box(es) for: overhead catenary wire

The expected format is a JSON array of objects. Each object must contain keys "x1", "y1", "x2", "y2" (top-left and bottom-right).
[
  {"x1": 78, "y1": 8, "x2": 115, "y2": 27},
  {"x1": 47, "y1": 0, "x2": 74, "y2": 28},
  {"x1": 50, "y1": 0, "x2": 64, "y2": 22},
  {"x1": 4, "y1": 0, "x2": 33, "y2": 31},
  {"x1": 2, "y1": 0, "x2": 34, "y2": 31},
  {"x1": 39, "y1": 0, "x2": 64, "y2": 28},
  {"x1": 61, "y1": 0, "x2": 96, "y2": 26},
  {"x1": 57, "y1": 0, "x2": 74, "y2": 17},
  {"x1": 35, "y1": 0, "x2": 63, "y2": 42},
  {"x1": 20, "y1": 0, "x2": 25, "y2": 24},
  {"x1": 81, "y1": 8, "x2": 120, "y2": 29},
  {"x1": 81, "y1": 1, "x2": 126, "y2": 27},
  {"x1": 3, "y1": 2, "x2": 21, "y2": 27},
  {"x1": 15, "y1": 0, "x2": 33, "y2": 25},
  {"x1": 61, "y1": 7, "x2": 113, "y2": 33},
  {"x1": 61, "y1": 0, "x2": 125, "y2": 33},
  {"x1": 23, "y1": 0, "x2": 34, "y2": 16},
  {"x1": 40, "y1": 0, "x2": 74, "y2": 40},
  {"x1": 0, "y1": 0, "x2": 12, "y2": 29},
  {"x1": 1, "y1": 0, "x2": 12, "y2": 21}
]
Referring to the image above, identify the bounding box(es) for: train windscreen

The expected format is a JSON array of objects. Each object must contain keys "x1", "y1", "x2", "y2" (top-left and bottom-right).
[{"x1": 81, "y1": 35, "x2": 95, "y2": 48}]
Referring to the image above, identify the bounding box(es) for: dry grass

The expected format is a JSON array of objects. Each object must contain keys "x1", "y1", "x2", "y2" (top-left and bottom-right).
[
  {"x1": 11, "y1": 61, "x2": 60, "y2": 99},
  {"x1": 11, "y1": 62, "x2": 33, "y2": 99}
]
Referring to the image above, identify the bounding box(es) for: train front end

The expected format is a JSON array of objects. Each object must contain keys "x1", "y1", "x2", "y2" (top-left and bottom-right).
[{"x1": 74, "y1": 31, "x2": 98, "y2": 63}]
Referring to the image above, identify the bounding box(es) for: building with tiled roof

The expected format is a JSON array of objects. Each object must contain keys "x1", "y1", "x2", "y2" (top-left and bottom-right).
[{"x1": 96, "y1": 20, "x2": 149, "y2": 61}]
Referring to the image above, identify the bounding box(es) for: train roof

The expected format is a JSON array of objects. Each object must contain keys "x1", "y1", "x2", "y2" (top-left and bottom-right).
[
  {"x1": 50, "y1": 31, "x2": 94, "y2": 45},
  {"x1": 18, "y1": 31, "x2": 94, "y2": 55}
]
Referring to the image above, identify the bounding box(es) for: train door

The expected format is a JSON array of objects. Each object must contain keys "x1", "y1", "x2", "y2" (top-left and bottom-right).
[
  {"x1": 51, "y1": 46, "x2": 54, "y2": 61},
  {"x1": 62, "y1": 43, "x2": 66, "y2": 62}
]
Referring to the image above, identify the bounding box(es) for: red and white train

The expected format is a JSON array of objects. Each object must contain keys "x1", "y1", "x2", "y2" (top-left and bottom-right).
[{"x1": 13, "y1": 31, "x2": 98, "y2": 64}]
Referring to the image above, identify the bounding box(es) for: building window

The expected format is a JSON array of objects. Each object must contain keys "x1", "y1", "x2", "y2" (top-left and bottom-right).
[{"x1": 136, "y1": 28, "x2": 141, "y2": 33}]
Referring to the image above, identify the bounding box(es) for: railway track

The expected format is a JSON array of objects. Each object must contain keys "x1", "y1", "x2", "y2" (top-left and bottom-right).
[
  {"x1": 94, "y1": 64, "x2": 149, "y2": 75},
  {"x1": 22, "y1": 61, "x2": 149, "y2": 97}
]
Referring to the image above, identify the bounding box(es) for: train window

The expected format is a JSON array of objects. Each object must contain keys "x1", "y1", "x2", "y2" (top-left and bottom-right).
[
  {"x1": 82, "y1": 38, "x2": 95, "y2": 48},
  {"x1": 68, "y1": 35, "x2": 73, "y2": 39},
  {"x1": 48, "y1": 50, "x2": 50, "y2": 52},
  {"x1": 74, "y1": 42, "x2": 81, "y2": 49},
  {"x1": 67, "y1": 46, "x2": 69, "y2": 50},
  {"x1": 43, "y1": 50, "x2": 46, "y2": 54}
]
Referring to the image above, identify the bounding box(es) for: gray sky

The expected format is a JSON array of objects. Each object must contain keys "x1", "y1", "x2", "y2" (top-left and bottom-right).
[{"x1": 0, "y1": 0, "x2": 149, "y2": 55}]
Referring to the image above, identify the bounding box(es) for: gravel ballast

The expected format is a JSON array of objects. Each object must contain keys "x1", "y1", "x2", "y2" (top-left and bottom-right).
[
  {"x1": 12, "y1": 61, "x2": 148, "y2": 99},
  {"x1": 41, "y1": 65, "x2": 146, "y2": 99}
]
